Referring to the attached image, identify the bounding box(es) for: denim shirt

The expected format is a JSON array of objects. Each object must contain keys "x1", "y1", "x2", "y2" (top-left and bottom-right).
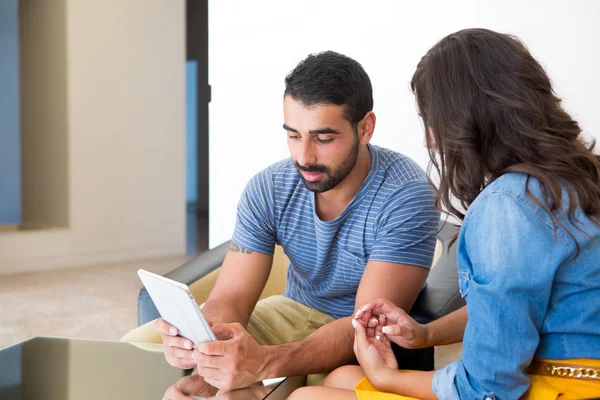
[{"x1": 432, "y1": 173, "x2": 600, "y2": 399}]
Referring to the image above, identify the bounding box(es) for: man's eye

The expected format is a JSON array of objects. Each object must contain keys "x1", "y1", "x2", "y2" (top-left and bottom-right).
[
  {"x1": 316, "y1": 137, "x2": 334, "y2": 144},
  {"x1": 288, "y1": 135, "x2": 300, "y2": 140}
]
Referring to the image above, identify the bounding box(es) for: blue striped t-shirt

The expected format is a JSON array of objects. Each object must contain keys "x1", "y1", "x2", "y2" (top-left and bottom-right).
[{"x1": 232, "y1": 144, "x2": 440, "y2": 319}]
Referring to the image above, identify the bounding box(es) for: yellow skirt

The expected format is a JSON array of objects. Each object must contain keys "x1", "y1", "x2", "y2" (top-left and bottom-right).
[{"x1": 354, "y1": 359, "x2": 600, "y2": 400}]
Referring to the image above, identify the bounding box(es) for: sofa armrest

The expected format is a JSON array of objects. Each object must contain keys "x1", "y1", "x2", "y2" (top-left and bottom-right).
[
  {"x1": 410, "y1": 221, "x2": 465, "y2": 321},
  {"x1": 137, "y1": 241, "x2": 232, "y2": 325}
]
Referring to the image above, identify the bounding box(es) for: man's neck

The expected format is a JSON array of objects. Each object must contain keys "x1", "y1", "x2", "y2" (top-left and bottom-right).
[{"x1": 315, "y1": 146, "x2": 371, "y2": 221}]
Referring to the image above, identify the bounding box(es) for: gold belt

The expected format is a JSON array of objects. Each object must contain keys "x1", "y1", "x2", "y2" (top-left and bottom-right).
[{"x1": 527, "y1": 360, "x2": 600, "y2": 382}]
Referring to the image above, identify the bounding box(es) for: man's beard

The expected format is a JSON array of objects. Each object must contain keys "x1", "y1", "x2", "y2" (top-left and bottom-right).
[{"x1": 294, "y1": 139, "x2": 360, "y2": 193}]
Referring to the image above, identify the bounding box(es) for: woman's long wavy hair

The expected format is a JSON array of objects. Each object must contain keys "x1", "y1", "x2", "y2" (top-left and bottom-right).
[{"x1": 411, "y1": 28, "x2": 600, "y2": 247}]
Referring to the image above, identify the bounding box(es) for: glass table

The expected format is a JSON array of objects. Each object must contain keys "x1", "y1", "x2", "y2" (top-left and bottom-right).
[{"x1": 0, "y1": 337, "x2": 303, "y2": 400}]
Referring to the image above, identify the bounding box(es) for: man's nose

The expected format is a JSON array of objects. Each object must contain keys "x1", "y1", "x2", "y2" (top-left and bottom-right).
[{"x1": 297, "y1": 139, "x2": 317, "y2": 166}]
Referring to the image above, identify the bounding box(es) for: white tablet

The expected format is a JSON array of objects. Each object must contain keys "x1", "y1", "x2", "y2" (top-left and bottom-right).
[{"x1": 137, "y1": 269, "x2": 216, "y2": 347}]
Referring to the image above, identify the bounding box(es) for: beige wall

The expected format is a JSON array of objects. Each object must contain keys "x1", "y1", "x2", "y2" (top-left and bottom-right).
[{"x1": 0, "y1": 0, "x2": 186, "y2": 275}]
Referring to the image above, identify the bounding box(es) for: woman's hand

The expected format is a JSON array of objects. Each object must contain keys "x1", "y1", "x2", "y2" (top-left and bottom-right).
[
  {"x1": 354, "y1": 298, "x2": 431, "y2": 349},
  {"x1": 352, "y1": 318, "x2": 398, "y2": 388}
]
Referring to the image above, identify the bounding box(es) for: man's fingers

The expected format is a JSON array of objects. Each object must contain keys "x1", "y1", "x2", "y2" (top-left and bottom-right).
[
  {"x1": 158, "y1": 325, "x2": 196, "y2": 370},
  {"x1": 354, "y1": 320, "x2": 369, "y2": 348},
  {"x1": 355, "y1": 299, "x2": 404, "y2": 325},
  {"x1": 367, "y1": 316, "x2": 379, "y2": 328},
  {"x1": 359, "y1": 302, "x2": 377, "y2": 314},
  {"x1": 196, "y1": 366, "x2": 223, "y2": 381},
  {"x1": 373, "y1": 324, "x2": 391, "y2": 345},
  {"x1": 156, "y1": 318, "x2": 179, "y2": 335},
  {"x1": 194, "y1": 352, "x2": 227, "y2": 368},
  {"x1": 165, "y1": 346, "x2": 195, "y2": 360},
  {"x1": 356, "y1": 310, "x2": 372, "y2": 325},
  {"x1": 354, "y1": 303, "x2": 375, "y2": 320},
  {"x1": 352, "y1": 317, "x2": 370, "y2": 328},
  {"x1": 196, "y1": 340, "x2": 228, "y2": 356},
  {"x1": 165, "y1": 354, "x2": 197, "y2": 369},
  {"x1": 366, "y1": 326, "x2": 376, "y2": 338},
  {"x1": 161, "y1": 334, "x2": 194, "y2": 350}
]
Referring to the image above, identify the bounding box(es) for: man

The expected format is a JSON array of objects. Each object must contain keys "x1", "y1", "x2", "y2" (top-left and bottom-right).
[{"x1": 159, "y1": 51, "x2": 440, "y2": 398}]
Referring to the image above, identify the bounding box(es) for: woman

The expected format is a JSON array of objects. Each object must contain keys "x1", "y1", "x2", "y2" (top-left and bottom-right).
[{"x1": 290, "y1": 28, "x2": 600, "y2": 399}]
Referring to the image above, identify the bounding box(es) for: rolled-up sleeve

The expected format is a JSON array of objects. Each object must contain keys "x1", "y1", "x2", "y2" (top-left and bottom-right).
[{"x1": 432, "y1": 361, "x2": 460, "y2": 399}]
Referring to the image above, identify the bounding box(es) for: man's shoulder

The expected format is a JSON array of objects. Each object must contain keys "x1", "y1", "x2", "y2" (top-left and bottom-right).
[{"x1": 372, "y1": 145, "x2": 429, "y2": 187}]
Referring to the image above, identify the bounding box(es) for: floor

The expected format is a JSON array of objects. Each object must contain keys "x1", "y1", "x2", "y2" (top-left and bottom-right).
[{"x1": 0, "y1": 210, "x2": 209, "y2": 350}]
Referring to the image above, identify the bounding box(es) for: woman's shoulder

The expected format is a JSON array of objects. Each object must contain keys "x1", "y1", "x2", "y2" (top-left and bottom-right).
[
  {"x1": 483, "y1": 172, "x2": 530, "y2": 197},
  {"x1": 464, "y1": 173, "x2": 560, "y2": 234},
  {"x1": 466, "y1": 173, "x2": 600, "y2": 250},
  {"x1": 467, "y1": 173, "x2": 533, "y2": 216}
]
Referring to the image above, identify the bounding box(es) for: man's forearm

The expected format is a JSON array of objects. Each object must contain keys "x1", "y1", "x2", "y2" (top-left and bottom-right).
[
  {"x1": 262, "y1": 316, "x2": 356, "y2": 378},
  {"x1": 199, "y1": 247, "x2": 273, "y2": 329},
  {"x1": 202, "y1": 296, "x2": 251, "y2": 327},
  {"x1": 425, "y1": 306, "x2": 467, "y2": 347}
]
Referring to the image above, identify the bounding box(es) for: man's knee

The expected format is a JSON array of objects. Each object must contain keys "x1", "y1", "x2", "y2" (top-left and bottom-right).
[{"x1": 120, "y1": 318, "x2": 162, "y2": 343}]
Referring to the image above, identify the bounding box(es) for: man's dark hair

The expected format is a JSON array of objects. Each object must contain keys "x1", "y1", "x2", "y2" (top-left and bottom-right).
[{"x1": 284, "y1": 51, "x2": 373, "y2": 127}]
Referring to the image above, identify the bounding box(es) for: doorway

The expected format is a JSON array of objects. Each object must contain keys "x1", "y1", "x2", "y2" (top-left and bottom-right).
[{"x1": 185, "y1": 0, "x2": 209, "y2": 255}]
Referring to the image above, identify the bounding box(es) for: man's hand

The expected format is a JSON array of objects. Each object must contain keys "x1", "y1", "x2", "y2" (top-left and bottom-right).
[
  {"x1": 155, "y1": 318, "x2": 197, "y2": 369},
  {"x1": 162, "y1": 373, "x2": 218, "y2": 400},
  {"x1": 193, "y1": 322, "x2": 269, "y2": 390},
  {"x1": 354, "y1": 298, "x2": 430, "y2": 349},
  {"x1": 352, "y1": 319, "x2": 398, "y2": 389}
]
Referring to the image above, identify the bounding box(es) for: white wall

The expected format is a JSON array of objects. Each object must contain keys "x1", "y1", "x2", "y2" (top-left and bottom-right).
[
  {"x1": 0, "y1": 0, "x2": 186, "y2": 275},
  {"x1": 208, "y1": 0, "x2": 600, "y2": 247}
]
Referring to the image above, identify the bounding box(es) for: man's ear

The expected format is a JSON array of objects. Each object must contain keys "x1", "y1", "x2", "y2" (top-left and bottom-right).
[{"x1": 358, "y1": 111, "x2": 376, "y2": 144}]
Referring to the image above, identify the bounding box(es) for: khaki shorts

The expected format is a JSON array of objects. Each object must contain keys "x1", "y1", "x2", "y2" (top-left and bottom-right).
[
  {"x1": 246, "y1": 295, "x2": 335, "y2": 346},
  {"x1": 121, "y1": 295, "x2": 334, "y2": 346}
]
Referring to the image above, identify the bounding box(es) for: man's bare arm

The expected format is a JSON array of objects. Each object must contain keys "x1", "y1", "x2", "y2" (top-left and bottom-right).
[
  {"x1": 156, "y1": 242, "x2": 272, "y2": 368},
  {"x1": 262, "y1": 261, "x2": 429, "y2": 377},
  {"x1": 201, "y1": 243, "x2": 273, "y2": 327}
]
